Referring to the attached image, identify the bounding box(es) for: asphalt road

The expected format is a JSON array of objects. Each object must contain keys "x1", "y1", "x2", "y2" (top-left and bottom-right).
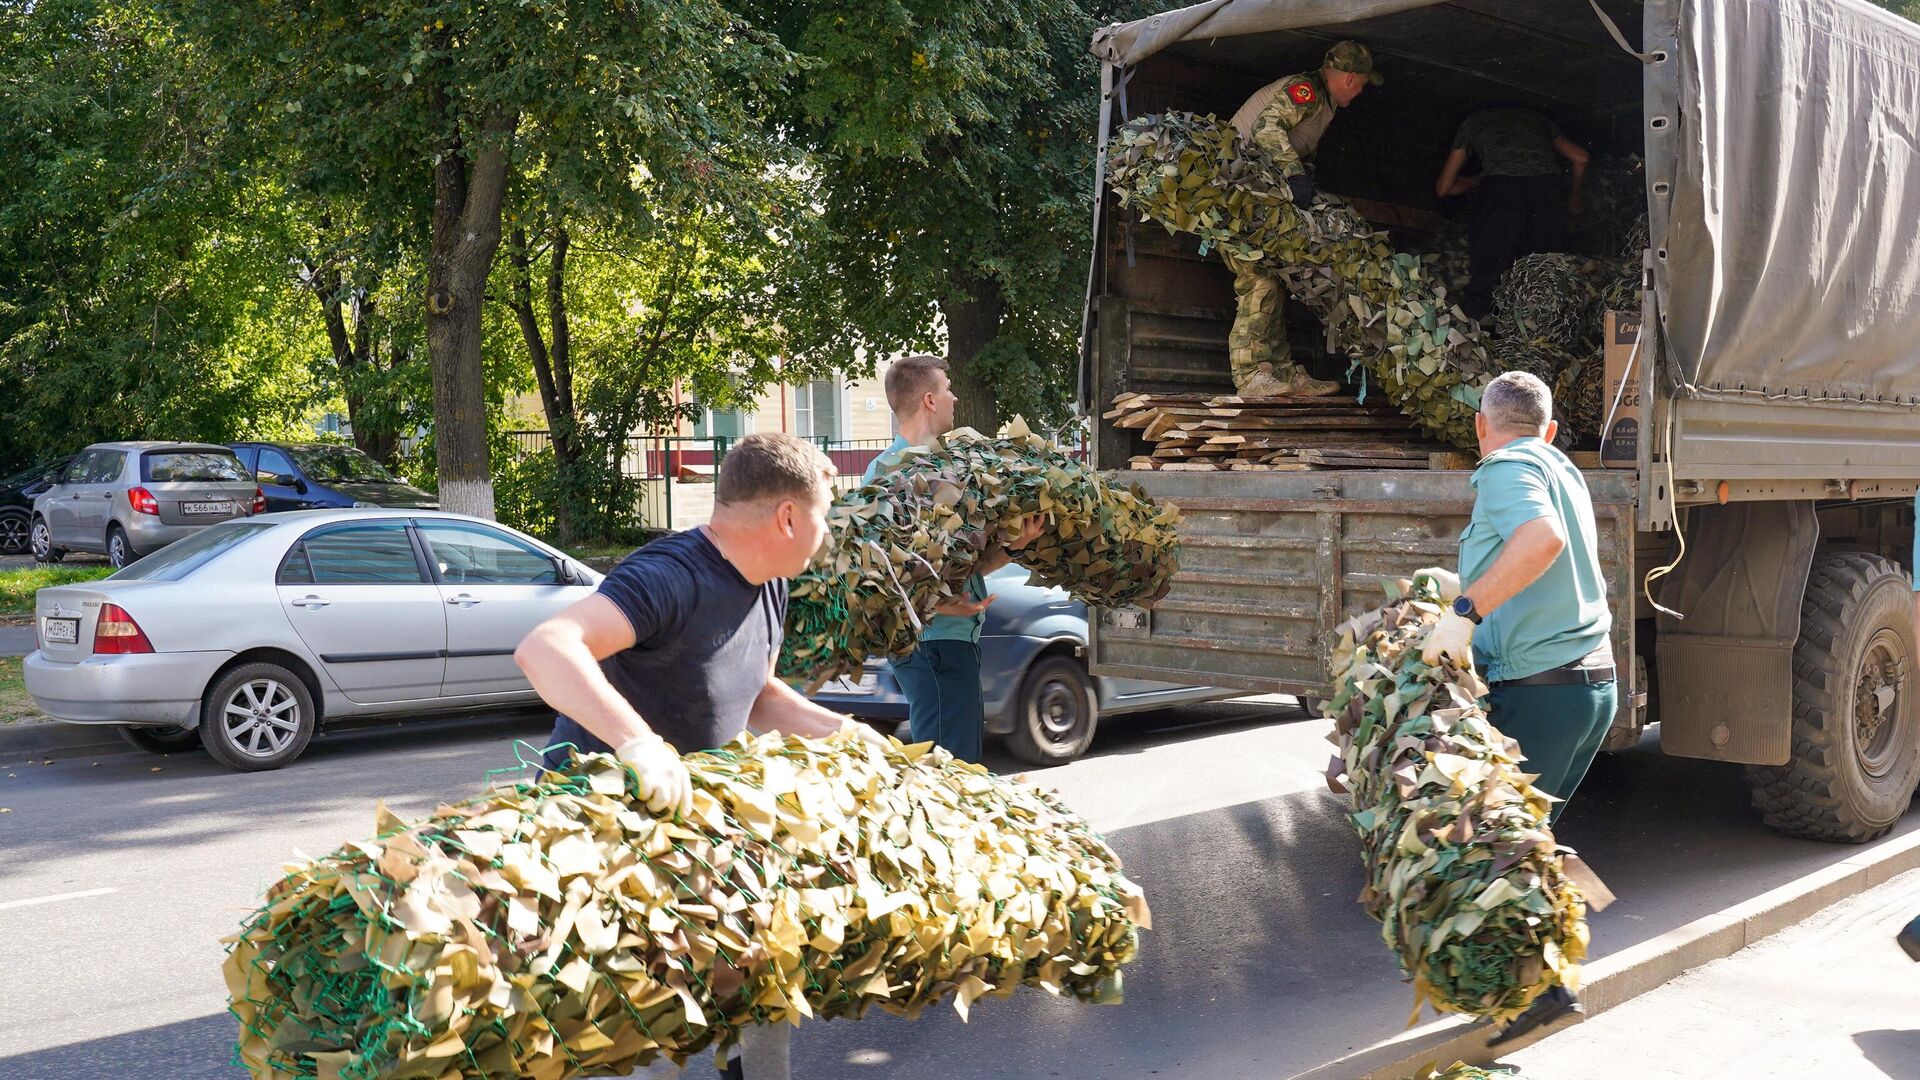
[{"x1": 1, "y1": 701, "x2": 1915, "y2": 1080}]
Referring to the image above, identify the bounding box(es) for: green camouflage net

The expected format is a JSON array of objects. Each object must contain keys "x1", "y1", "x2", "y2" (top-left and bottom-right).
[
  {"x1": 1491, "y1": 254, "x2": 1601, "y2": 352},
  {"x1": 1106, "y1": 112, "x2": 1495, "y2": 448},
  {"x1": 1557, "y1": 349, "x2": 1607, "y2": 441},
  {"x1": 1325, "y1": 574, "x2": 1590, "y2": 1024},
  {"x1": 1568, "y1": 155, "x2": 1647, "y2": 258},
  {"x1": 778, "y1": 419, "x2": 1180, "y2": 686},
  {"x1": 225, "y1": 734, "x2": 1148, "y2": 1080},
  {"x1": 1490, "y1": 335, "x2": 1581, "y2": 390}
]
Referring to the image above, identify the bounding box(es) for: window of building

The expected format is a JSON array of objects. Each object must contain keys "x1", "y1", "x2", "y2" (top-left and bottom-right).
[
  {"x1": 693, "y1": 406, "x2": 749, "y2": 439},
  {"x1": 792, "y1": 379, "x2": 845, "y2": 441}
]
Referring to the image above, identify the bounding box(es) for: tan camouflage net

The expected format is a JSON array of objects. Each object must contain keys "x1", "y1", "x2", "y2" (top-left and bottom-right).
[
  {"x1": 226, "y1": 733, "x2": 1148, "y2": 1079},
  {"x1": 1325, "y1": 573, "x2": 1590, "y2": 1024},
  {"x1": 1105, "y1": 112, "x2": 1497, "y2": 448},
  {"x1": 778, "y1": 419, "x2": 1180, "y2": 686},
  {"x1": 1408, "y1": 1064, "x2": 1519, "y2": 1080}
]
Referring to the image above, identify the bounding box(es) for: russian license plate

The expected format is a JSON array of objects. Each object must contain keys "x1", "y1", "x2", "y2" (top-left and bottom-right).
[
  {"x1": 183, "y1": 500, "x2": 234, "y2": 515},
  {"x1": 41, "y1": 617, "x2": 78, "y2": 646}
]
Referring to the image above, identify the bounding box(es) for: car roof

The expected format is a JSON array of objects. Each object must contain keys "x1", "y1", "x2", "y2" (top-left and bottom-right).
[
  {"x1": 85, "y1": 441, "x2": 238, "y2": 453},
  {"x1": 232, "y1": 441, "x2": 354, "y2": 451},
  {"x1": 246, "y1": 508, "x2": 530, "y2": 530}
]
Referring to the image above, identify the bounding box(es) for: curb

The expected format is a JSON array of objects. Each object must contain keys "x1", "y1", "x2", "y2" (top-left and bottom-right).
[
  {"x1": 1289, "y1": 826, "x2": 1920, "y2": 1080},
  {"x1": 0, "y1": 721, "x2": 127, "y2": 760}
]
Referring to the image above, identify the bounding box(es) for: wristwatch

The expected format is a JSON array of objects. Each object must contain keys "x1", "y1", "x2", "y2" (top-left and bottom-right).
[{"x1": 1452, "y1": 594, "x2": 1483, "y2": 624}]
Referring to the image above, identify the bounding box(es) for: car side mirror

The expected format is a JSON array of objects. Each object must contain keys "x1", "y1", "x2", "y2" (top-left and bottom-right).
[{"x1": 552, "y1": 557, "x2": 573, "y2": 585}]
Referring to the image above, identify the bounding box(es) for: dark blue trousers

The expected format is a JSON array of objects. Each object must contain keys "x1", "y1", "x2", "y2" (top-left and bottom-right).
[{"x1": 892, "y1": 640, "x2": 985, "y2": 763}]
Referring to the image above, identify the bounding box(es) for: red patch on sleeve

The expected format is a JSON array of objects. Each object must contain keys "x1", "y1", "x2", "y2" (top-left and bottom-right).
[{"x1": 1288, "y1": 82, "x2": 1316, "y2": 105}]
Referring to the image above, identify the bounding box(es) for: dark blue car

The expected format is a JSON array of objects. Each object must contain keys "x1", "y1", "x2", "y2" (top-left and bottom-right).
[
  {"x1": 229, "y1": 442, "x2": 438, "y2": 513},
  {"x1": 810, "y1": 564, "x2": 1235, "y2": 765}
]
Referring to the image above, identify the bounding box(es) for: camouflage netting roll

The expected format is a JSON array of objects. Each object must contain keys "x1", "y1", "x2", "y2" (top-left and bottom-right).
[
  {"x1": 1324, "y1": 574, "x2": 1590, "y2": 1023},
  {"x1": 779, "y1": 419, "x2": 1180, "y2": 686},
  {"x1": 226, "y1": 734, "x2": 1149, "y2": 1080},
  {"x1": 1491, "y1": 254, "x2": 1599, "y2": 352},
  {"x1": 1106, "y1": 112, "x2": 1497, "y2": 448},
  {"x1": 1489, "y1": 335, "x2": 1580, "y2": 389},
  {"x1": 1557, "y1": 350, "x2": 1607, "y2": 442}
]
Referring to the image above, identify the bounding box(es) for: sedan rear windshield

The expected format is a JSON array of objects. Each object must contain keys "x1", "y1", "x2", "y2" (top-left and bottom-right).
[
  {"x1": 112, "y1": 520, "x2": 278, "y2": 581},
  {"x1": 290, "y1": 446, "x2": 398, "y2": 484},
  {"x1": 143, "y1": 450, "x2": 249, "y2": 483}
]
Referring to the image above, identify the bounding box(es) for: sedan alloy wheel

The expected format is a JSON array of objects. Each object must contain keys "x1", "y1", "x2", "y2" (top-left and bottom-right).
[{"x1": 199, "y1": 662, "x2": 317, "y2": 771}]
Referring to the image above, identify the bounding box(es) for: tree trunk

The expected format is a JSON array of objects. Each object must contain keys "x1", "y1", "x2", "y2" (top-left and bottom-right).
[
  {"x1": 508, "y1": 224, "x2": 580, "y2": 541},
  {"x1": 941, "y1": 275, "x2": 1005, "y2": 433},
  {"x1": 310, "y1": 265, "x2": 399, "y2": 466},
  {"x1": 425, "y1": 98, "x2": 515, "y2": 519}
]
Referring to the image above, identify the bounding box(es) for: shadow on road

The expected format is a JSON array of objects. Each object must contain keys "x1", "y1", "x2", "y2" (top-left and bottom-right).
[
  {"x1": 1856, "y1": 1029, "x2": 1920, "y2": 1080},
  {"x1": 3, "y1": 1012, "x2": 241, "y2": 1080}
]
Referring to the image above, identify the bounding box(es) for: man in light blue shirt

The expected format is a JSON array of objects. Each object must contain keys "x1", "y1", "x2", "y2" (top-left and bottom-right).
[
  {"x1": 864, "y1": 354, "x2": 1040, "y2": 762},
  {"x1": 1418, "y1": 370, "x2": 1615, "y2": 1052}
]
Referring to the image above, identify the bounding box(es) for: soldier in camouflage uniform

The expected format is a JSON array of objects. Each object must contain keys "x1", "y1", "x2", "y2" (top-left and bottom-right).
[
  {"x1": 1221, "y1": 40, "x2": 1382, "y2": 397},
  {"x1": 1435, "y1": 108, "x2": 1591, "y2": 321}
]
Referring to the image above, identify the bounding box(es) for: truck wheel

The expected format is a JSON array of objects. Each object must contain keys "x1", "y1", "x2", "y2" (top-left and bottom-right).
[
  {"x1": 1746, "y1": 553, "x2": 1920, "y2": 843},
  {"x1": 1005, "y1": 655, "x2": 1098, "y2": 766}
]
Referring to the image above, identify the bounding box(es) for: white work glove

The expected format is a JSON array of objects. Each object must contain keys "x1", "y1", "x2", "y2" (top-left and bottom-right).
[
  {"x1": 1420, "y1": 609, "x2": 1477, "y2": 671},
  {"x1": 1413, "y1": 567, "x2": 1462, "y2": 604},
  {"x1": 616, "y1": 733, "x2": 694, "y2": 818}
]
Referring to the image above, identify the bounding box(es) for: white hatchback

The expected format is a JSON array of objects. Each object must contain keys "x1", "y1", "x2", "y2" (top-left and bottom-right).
[{"x1": 24, "y1": 510, "x2": 601, "y2": 770}]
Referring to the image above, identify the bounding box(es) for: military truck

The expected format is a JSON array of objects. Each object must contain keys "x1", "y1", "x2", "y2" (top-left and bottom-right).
[{"x1": 1081, "y1": 0, "x2": 1920, "y2": 841}]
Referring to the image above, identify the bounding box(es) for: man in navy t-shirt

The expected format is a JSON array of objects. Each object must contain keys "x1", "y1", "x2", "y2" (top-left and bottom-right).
[{"x1": 515, "y1": 432, "x2": 882, "y2": 1080}]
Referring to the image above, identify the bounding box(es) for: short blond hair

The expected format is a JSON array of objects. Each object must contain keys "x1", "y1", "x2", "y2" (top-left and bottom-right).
[
  {"x1": 884, "y1": 354, "x2": 948, "y2": 414},
  {"x1": 1482, "y1": 371, "x2": 1553, "y2": 433},
  {"x1": 714, "y1": 433, "x2": 834, "y2": 507}
]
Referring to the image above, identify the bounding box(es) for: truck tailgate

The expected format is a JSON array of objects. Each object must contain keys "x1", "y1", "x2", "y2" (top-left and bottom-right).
[{"x1": 1091, "y1": 468, "x2": 1638, "y2": 696}]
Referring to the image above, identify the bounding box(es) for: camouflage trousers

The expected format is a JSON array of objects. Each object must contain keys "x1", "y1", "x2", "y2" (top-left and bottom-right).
[{"x1": 1225, "y1": 253, "x2": 1295, "y2": 392}]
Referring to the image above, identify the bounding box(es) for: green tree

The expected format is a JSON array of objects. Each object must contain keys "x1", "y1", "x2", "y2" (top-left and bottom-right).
[
  {"x1": 762, "y1": 0, "x2": 1144, "y2": 431},
  {"x1": 0, "y1": 0, "x2": 323, "y2": 469},
  {"x1": 169, "y1": 0, "x2": 797, "y2": 516}
]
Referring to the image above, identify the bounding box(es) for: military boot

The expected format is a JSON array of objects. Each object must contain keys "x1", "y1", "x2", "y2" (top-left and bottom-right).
[{"x1": 1236, "y1": 362, "x2": 1341, "y2": 398}]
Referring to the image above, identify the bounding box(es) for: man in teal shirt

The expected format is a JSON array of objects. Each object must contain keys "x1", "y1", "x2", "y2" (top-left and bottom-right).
[
  {"x1": 1418, "y1": 370, "x2": 1615, "y2": 1050},
  {"x1": 863, "y1": 354, "x2": 1041, "y2": 762}
]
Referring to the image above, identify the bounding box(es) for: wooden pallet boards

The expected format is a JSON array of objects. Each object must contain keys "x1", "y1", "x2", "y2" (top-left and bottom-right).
[{"x1": 1112, "y1": 392, "x2": 1451, "y2": 471}]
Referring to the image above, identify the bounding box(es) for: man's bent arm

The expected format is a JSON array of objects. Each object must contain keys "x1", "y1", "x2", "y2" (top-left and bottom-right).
[
  {"x1": 514, "y1": 594, "x2": 659, "y2": 750},
  {"x1": 1463, "y1": 517, "x2": 1566, "y2": 616},
  {"x1": 750, "y1": 669, "x2": 853, "y2": 739}
]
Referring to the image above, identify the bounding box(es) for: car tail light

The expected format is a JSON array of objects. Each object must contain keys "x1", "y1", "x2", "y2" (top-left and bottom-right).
[
  {"x1": 94, "y1": 603, "x2": 154, "y2": 654},
  {"x1": 127, "y1": 487, "x2": 159, "y2": 516},
  {"x1": 251, "y1": 486, "x2": 266, "y2": 514}
]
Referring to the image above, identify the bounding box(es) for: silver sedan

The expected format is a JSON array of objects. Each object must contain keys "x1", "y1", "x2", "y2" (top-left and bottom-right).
[{"x1": 24, "y1": 510, "x2": 600, "y2": 771}]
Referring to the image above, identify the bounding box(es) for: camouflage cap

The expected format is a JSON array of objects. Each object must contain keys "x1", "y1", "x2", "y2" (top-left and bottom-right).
[{"x1": 1325, "y1": 40, "x2": 1384, "y2": 85}]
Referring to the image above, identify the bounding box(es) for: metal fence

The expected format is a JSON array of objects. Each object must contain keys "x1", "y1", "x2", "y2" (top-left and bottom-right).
[{"x1": 498, "y1": 433, "x2": 899, "y2": 531}]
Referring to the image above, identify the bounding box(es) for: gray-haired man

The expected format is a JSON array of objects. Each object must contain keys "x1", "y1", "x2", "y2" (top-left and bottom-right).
[{"x1": 1416, "y1": 371, "x2": 1616, "y2": 1051}]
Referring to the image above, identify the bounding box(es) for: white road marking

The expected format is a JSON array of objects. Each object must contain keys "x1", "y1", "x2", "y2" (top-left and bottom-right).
[{"x1": 0, "y1": 886, "x2": 116, "y2": 912}]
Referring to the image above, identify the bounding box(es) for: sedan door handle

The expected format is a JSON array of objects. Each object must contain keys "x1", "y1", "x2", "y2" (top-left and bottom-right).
[
  {"x1": 290, "y1": 595, "x2": 331, "y2": 608},
  {"x1": 446, "y1": 594, "x2": 482, "y2": 607}
]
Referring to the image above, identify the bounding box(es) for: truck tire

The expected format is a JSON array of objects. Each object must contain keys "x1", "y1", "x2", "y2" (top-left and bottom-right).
[{"x1": 1745, "y1": 553, "x2": 1920, "y2": 843}]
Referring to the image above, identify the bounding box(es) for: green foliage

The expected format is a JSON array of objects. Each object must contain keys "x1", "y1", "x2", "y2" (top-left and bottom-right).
[
  {"x1": 0, "y1": 0, "x2": 326, "y2": 470},
  {"x1": 0, "y1": 564, "x2": 117, "y2": 619},
  {"x1": 765, "y1": 0, "x2": 1154, "y2": 429}
]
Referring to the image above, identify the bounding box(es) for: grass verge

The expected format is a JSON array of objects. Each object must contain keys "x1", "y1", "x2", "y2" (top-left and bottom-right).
[
  {"x1": 0, "y1": 565, "x2": 115, "y2": 621},
  {"x1": 0, "y1": 656, "x2": 43, "y2": 725}
]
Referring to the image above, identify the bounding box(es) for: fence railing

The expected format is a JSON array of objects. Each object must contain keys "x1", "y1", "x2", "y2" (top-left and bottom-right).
[{"x1": 497, "y1": 428, "x2": 1086, "y2": 532}]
